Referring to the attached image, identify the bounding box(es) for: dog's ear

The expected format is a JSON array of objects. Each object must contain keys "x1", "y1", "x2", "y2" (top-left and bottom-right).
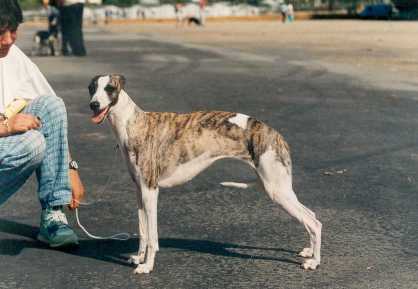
[{"x1": 110, "y1": 74, "x2": 126, "y2": 93}]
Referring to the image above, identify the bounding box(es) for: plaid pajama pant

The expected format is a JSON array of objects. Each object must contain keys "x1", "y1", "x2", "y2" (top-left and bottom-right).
[{"x1": 0, "y1": 95, "x2": 71, "y2": 209}]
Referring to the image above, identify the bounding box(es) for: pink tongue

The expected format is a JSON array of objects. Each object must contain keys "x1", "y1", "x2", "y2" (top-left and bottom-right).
[{"x1": 91, "y1": 109, "x2": 107, "y2": 124}]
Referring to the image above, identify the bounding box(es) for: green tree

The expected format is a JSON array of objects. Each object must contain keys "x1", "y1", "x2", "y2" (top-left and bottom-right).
[
  {"x1": 393, "y1": 0, "x2": 418, "y2": 10},
  {"x1": 19, "y1": 0, "x2": 41, "y2": 9}
]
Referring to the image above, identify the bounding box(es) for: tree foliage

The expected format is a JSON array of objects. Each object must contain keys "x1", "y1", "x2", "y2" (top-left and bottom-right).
[
  {"x1": 393, "y1": 0, "x2": 418, "y2": 10},
  {"x1": 19, "y1": 0, "x2": 41, "y2": 9}
]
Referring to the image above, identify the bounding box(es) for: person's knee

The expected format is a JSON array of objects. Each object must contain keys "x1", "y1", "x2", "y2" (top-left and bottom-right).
[
  {"x1": 17, "y1": 130, "x2": 47, "y2": 167},
  {"x1": 37, "y1": 95, "x2": 65, "y2": 108},
  {"x1": 37, "y1": 95, "x2": 67, "y2": 115},
  {"x1": 0, "y1": 131, "x2": 46, "y2": 199}
]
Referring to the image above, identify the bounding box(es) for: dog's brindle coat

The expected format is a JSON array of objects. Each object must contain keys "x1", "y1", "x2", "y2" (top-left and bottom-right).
[{"x1": 89, "y1": 74, "x2": 322, "y2": 274}]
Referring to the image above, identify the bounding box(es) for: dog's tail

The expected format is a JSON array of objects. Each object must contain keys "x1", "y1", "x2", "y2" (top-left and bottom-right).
[{"x1": 220, "y1": 181, "x2": 258, "y2": 189}]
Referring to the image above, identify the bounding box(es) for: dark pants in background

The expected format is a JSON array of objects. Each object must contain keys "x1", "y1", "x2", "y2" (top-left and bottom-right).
[{"x1": 59, "y1": 3, "x2": 86, "y2": 56}]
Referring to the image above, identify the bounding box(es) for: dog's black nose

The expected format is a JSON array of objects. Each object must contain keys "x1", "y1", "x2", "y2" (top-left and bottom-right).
[{"x1": 90, "y1": 101, "x2": 100, "y2": 111}]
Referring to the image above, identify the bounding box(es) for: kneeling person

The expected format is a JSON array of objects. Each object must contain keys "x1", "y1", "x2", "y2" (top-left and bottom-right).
[{"x1": 0, "y1": 0, "x2": 84, "y2": 248}]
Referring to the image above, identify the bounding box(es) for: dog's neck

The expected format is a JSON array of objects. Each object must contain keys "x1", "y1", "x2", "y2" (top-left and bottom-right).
[{"x1": 107, "y1": 89, "x2": 143, "y2": 145}]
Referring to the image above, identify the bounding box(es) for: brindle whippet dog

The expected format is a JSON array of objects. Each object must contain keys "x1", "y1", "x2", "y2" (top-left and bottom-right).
[{"x1": 88, "y1": 74, "x2": 322, "y2": 274}]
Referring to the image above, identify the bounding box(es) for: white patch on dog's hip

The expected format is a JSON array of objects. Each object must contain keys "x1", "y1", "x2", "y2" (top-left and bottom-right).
[{"x1": 228, "y1": 113, "x2": 249, "y2": 129}]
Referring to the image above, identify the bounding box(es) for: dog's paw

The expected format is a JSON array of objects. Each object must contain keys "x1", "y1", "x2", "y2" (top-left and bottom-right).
[
  {"x1": 298, "y1": 247, "x2": 314, "y2": 258},
  {"x1": 129, "y1": 255, "x2": 142, "y2": 265},
  {"x1": 139, "y1": 252, "x2": 146, "y2": 263},
  {"x1": 133, "y1": 264, "x2": 153, "y2": 274},
  {"x1": 301, "y1": 259, "x2": 320, "y2": 270}
]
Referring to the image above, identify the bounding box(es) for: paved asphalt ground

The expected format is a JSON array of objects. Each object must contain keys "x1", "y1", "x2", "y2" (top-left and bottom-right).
[{"x1": 1, "y1": 22, "x2": 418, "y2": 289}]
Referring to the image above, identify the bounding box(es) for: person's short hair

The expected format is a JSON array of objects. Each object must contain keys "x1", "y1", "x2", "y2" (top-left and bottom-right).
[{"x1": 0, "y1": 0, "x2": 23, "y2": 31}]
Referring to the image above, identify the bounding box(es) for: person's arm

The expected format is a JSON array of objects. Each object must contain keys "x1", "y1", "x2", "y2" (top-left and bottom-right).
[{"x1": 68, "y1": 152, "x2": 85, "y2": 210}]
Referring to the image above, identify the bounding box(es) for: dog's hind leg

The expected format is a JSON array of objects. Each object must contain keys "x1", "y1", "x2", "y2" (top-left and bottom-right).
[
  {"x1": 279, "y1": 191, "x2": 321, "y2": 270},
  {"x1": 298, "y1": 204, "x2": 317, "y2": 258},
  {"x1": 257, "y1": 149, "x2": 322, "y2": 270},
  {"x1": 134, "y1": 185, "x2": 159, "y2": 274}
]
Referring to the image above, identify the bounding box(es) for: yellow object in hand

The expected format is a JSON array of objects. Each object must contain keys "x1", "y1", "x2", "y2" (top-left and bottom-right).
[{"x1": 4, "y1": 98, "x2": 27, "y2": 119}]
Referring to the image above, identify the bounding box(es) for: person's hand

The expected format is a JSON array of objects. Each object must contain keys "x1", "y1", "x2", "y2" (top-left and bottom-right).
[
  {"x1": 68, "y1": 168, "x2": 85, "y2": 210},
  {"x1": 7, "y1": 113, "x2": 41, "y2": 134}
]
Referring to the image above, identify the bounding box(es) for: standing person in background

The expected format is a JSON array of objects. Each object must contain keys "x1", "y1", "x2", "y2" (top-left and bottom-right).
[
  {"x1": 58, "y1": 0, "x2": 86, "y2": 56},
  {"x1": 42, "y1": 0, "x2": 59, "y2": 37},
  {"x1": 175, "y1": 3, "x2": 183, "y2": 27},
  {"x1": 43, "y1": 0, "x2": 60, "y2": 54},
  {"x1": 198, "y1": 0, "x2": 206, "y2": 26},
  {"x1": 287, "y1": 3, "x2": 294, "y2": 22},
  {"x1": 280, "y1": 2, "x2": 288, "y2": 23}
]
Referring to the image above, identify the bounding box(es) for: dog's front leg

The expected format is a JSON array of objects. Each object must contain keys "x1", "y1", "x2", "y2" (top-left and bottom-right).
[
  {"x1": 134, "y1": 185, "x2": 159, "y2": 274},
  {"x1": 129, "y1": 190, "x2": 148, "y2": 265},
  {"x1": 137, "y1": 205, "x2": 148, "y2": 263},
  {"x1": 126, "y1": 156, "x2": 149, "y2": 266}
]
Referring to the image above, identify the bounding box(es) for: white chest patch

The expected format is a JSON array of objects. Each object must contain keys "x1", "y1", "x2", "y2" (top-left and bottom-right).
[{"x1": 228, "y1": 113, "x2": 249, "y2": 129}]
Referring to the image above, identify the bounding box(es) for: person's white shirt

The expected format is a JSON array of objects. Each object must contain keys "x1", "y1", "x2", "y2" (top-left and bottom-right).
[{"x1": 0, "y1": 45, "x2": 56, "y2": 113}]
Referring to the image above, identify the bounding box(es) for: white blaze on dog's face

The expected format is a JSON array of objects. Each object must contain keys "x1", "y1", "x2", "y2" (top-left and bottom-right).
[{"x1": 88, "y1": 74, "x2": 125, "y2": 124}]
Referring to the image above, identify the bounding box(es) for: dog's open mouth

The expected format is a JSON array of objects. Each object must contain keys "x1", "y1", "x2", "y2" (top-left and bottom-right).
[{"x1": 91, "y1": 106, "x2": 110, "y2": 124}]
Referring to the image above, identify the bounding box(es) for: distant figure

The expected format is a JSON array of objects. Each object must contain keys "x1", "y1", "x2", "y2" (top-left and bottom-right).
[
  {"x1": 104, "y1": 7, "x2": 112, "y2": 24},
  {"x1": 287, "y1": 3, "x2": 294, "y2": 22},
  {"x1": 280, "y1": 2, "x2": 288, "y2": 23},
  {"x1": 32, "y1": 0, "x2": 60, "y2": 56},
  {"x1": 175, "y1": 3, "x2": 203, "y2": 28},
  {"x1": 175, "y1": 3, "x2": 183, "y2": 27},
  {"x1": 45, "y1": 0, "x2": 59, "y2": 38},
  {"x1": 199, "y1": 0, "x2": 206, "y2": 26},
  {"x1": 58, "y1": 0, "x2": 86, "y2": 56}
]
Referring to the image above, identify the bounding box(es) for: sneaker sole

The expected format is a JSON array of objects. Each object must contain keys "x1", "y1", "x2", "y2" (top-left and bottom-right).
[{"x1": 37, "y1": 233, "x2": 79, "y2": 248}]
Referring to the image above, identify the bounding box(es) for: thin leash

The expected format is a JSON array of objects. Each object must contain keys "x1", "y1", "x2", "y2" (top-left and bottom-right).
[{"x1": 74, "y1": 144, "x2": 137, "y2": 241}]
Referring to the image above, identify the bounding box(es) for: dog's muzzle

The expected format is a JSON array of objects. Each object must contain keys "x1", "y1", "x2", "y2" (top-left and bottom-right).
[
  {"x1": 90, "y1": 101, "x2": 110, "y2": 124},
  {"x1": 90, "y1": 101, "x2": 100, "y2": 112}
]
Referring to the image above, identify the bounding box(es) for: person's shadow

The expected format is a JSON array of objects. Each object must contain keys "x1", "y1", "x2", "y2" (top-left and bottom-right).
[{"x1": 0, "y1": 218, "x2": 300, "y2": 267}]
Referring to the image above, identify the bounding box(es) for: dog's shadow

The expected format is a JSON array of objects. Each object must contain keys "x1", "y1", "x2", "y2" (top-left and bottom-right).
[{"x1": 0, "y1": 218, "x2": 300, "y2": 267}]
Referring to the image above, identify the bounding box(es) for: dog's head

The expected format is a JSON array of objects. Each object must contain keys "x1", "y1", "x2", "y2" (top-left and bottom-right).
[{"x1": 88, "y1": 74, "x2": 126, "y2": 124}]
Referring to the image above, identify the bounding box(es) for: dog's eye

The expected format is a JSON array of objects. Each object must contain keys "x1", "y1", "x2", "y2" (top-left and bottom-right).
[
  {"x1": 88, "y1": 83, "x2": 96, "y2": 96},
  {"x1": 105, "y1": 85, "x2": 116, "y2": 94}
]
